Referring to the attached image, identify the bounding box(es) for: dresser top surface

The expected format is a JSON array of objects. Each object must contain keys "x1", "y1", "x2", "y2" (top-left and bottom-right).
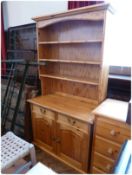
[
  {"x1": 93, "y1": 98, "x2": 129, "y2": 122},
  {"x1": 32, "y1": 3, "x2": 110, "y2": 22},
  {"x1": 28, "y1": 94, "x2": 96, "y2": 123}
]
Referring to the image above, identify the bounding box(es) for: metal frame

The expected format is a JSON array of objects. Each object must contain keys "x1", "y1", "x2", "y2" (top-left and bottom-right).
[{"x1": 1, "y1": 59, "x2": 45, "y2": 135}]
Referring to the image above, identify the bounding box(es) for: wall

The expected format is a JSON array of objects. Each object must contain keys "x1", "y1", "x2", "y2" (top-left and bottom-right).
[
  {"x1": 3, "y1": 1, "x2": 68, "y2": 30},
  {"x1": 107, "y1": 0, "x2": 132, "y2": 66}
]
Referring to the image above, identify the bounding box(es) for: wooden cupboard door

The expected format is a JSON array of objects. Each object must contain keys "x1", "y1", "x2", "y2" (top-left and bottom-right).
[
  {"x1": 56, "y1": 122, "x2": 89, "y2": 172},
  {"x1": 32, "y1": 112, "x2": 56, "y2": 152}
]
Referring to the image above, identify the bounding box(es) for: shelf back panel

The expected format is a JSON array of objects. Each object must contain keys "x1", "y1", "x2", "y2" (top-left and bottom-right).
[
  {"x1": 39, "y1": 43, "x2": 102, "y2": 62},
  {"x1": 38, "y1": 20, "x2": 104, "y2": 42},
  {"x1": 41, "y1": 77, "x2": 98, "y2": 101},
  {"x1": 39, "y1": 63, "x2": 100, "y2": 83}
]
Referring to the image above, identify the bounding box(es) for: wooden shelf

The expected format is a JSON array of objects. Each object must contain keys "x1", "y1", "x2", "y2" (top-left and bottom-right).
[
  {"x1": 39, "y1": 40, "x2": 103, "y2": 45},
  {"x1": 40, "y1": 74, "x2": 99, "y2": 86},
  {"x1": 39, "y1": 59, "x2": 101, "y2": 65},
  {"x1": 35, "y1": 4, "x2": 110, "y2": 103}
]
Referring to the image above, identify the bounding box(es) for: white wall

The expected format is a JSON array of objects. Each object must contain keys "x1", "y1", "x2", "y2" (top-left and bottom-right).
[
  {"x1": 3, "y1": 1, "x2": 68, "y2": 30},
  {"x1": 106, "y1": 0, "x2": 132, "y2": 66}
]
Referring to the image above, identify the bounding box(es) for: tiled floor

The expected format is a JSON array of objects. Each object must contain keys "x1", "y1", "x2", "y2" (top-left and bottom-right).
[{"x1": 35, "y1": 146, "x2": 79, "y2": 174}]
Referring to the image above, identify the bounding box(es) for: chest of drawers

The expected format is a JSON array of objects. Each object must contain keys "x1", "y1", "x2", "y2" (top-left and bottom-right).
[{"x1": 91, "y1": 99, "x2": 131, "y2": 173}]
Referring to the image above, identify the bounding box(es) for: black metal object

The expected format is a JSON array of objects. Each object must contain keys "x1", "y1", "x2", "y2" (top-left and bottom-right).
[
  {"x1": 107, "y1": 66, "x2": 131, "y2": 102},
  {"x1": 10, "y1": 63, "x2": 29, "y2": 131},
  {"x1": 7, "y1": 23, "x2": 37, "y2": 61},
  {"x1": 2, "y1": 23, "x2": 38, "y2": 137},
  {"x1": 2, "y1": 63, "x2": 15, "y2": 113},
  {"x1": 2, "y1": 64, "x2": 17, "y2": 132},
  {"x1": 1, "y1": 60, "x2": 44, "y2": 136},
  {"x1": 126, "y1": 100, "x2": 131, "y2": 125},
  {"x1": 107, "y1": 75, "x2": 131, "y2": 102}
]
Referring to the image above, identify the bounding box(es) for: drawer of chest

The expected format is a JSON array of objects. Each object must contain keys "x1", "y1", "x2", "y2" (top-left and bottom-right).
[
  {"x1": 93, "y1": 152, "x2": 114, "y2": 173},
  {"x1": 31, "y1": 105, "x2": 55, "y2": 119},
  {"x1": 91, "y1": 166, "x2": 105, "y2": 174},
  {"x1": 95, "y1": 118, "x2": 130, "y2": 144},
  {"x1": 57, "y1": 114, "x2": 89, "y2": 132},
  {"x1": 94, "y1": 136, "x2": 121, "y2": 160}
]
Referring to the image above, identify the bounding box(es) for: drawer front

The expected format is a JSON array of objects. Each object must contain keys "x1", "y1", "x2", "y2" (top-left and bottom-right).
[
  {"x1": 92, "y1": 166, "x2": 105, "y2": 174},
  {"x1": 32, "y1": 105, "x2": 55, "y2": 120},
  {"x1": 57, "y1": 114, "x2": 89, "y2": 133},
  {"x1": 94, "y1": 136, "x2": 121, "y2": 160},
  {"x1": 93, "y1": 152, "x2": 114, "y2": 173},
  {"x1": 96, "y1": 119, "x2": 130, "y2": 144}
]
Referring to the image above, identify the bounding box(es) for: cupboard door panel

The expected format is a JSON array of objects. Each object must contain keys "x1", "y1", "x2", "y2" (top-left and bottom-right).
[
  {"x1": 39, "y1": 119, "x2": 52, "y2": 145},
  {"x1": 60, "y1": 129, "x2": 74, "y2": 158},
  {"x1": 32, "y1": 112, "x2": 56, "y2": 152},
  {"x1": 56, "y1": 122, "x2": 89, "y2": 171}
]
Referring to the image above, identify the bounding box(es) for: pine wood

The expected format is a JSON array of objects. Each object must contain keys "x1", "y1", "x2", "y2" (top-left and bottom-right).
[
  {"x1": 35, "y1": 3, "x2": 111, "y2": 103},
  {"x1": 56, "y1": 122, "x2": 89, "y2": 172},
  {"x1": 40, "y1": 74, "x2": 99, "y2": 86},
  {"x1": 38, "y1": 43, "x2": 102, "y2": 63},
  {"x1": 41, "y1": 78, "x2": 99, "y2": 101},
  {"x1": 90, "y1": 99, "x2": 131, "y2": 173},
  {"x1": 93, "y1": 152, "x2": 114, "y2": 173},
  {"x1": 30, "y1": 100, "x2": 92, "y2": 172},
  {"x1": 34, "y1": 141, "x2": 86, "y2": 174},
  {"x1": 57, "y1": 113, "x2": 89, "y2": 133},
  {"x1": 32, "y1": 3, "x2": 109, "y2": 21},
  {"x1": 28, "y1": 94, "x2": 96, "y2": 123},
  {"x1": 32, "y1": 112, "x2": 56, "y2": 153},
  {"x1": 92, "y1": 166, "x2": 105, "y2": 174},
  {"x1": 39, "y1": 59, "x2": 101, "y2": 65},
  {"x1": 39, "y1": 40, "x2": 103, "y2": 44},
  {"x1": 30, "y1": 3, "x2": 113, "y2": 173},
  {"x1": 32, "y1": 105, "x2": 55, "y2": 120},
  {"x1": 95, "y1": 118, "x2": 130, "y2": 144},
  {"x1": 39, "y1": 62, "x2": 100, "y2": 84},
  {"x1": 38, "y1": 20, "x2": 103, "y2": 41},
  {"x1": 94, "y1": 136, "x2": 121, "y2": 160}
]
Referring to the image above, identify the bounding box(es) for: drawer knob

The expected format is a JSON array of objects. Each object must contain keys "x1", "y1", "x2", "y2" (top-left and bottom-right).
[
  {"x1": 40, "y1": 108, "x2": 46, "y2": 114},
  {"x1": 72, "y1": 120, "x2": 76, "y2": 125},
  {"x1": 110, "y1": 129, "x2": 120, "y2": 136},
  {"x1": 106, "y1": 164, "x2": 111, "y2": 171},
  {"x1": 107, "y1": 148, "x2": 113, "y2": 155},
  {"x1": 110, "y1": 129, "x2": 116, "y2": 136}
]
